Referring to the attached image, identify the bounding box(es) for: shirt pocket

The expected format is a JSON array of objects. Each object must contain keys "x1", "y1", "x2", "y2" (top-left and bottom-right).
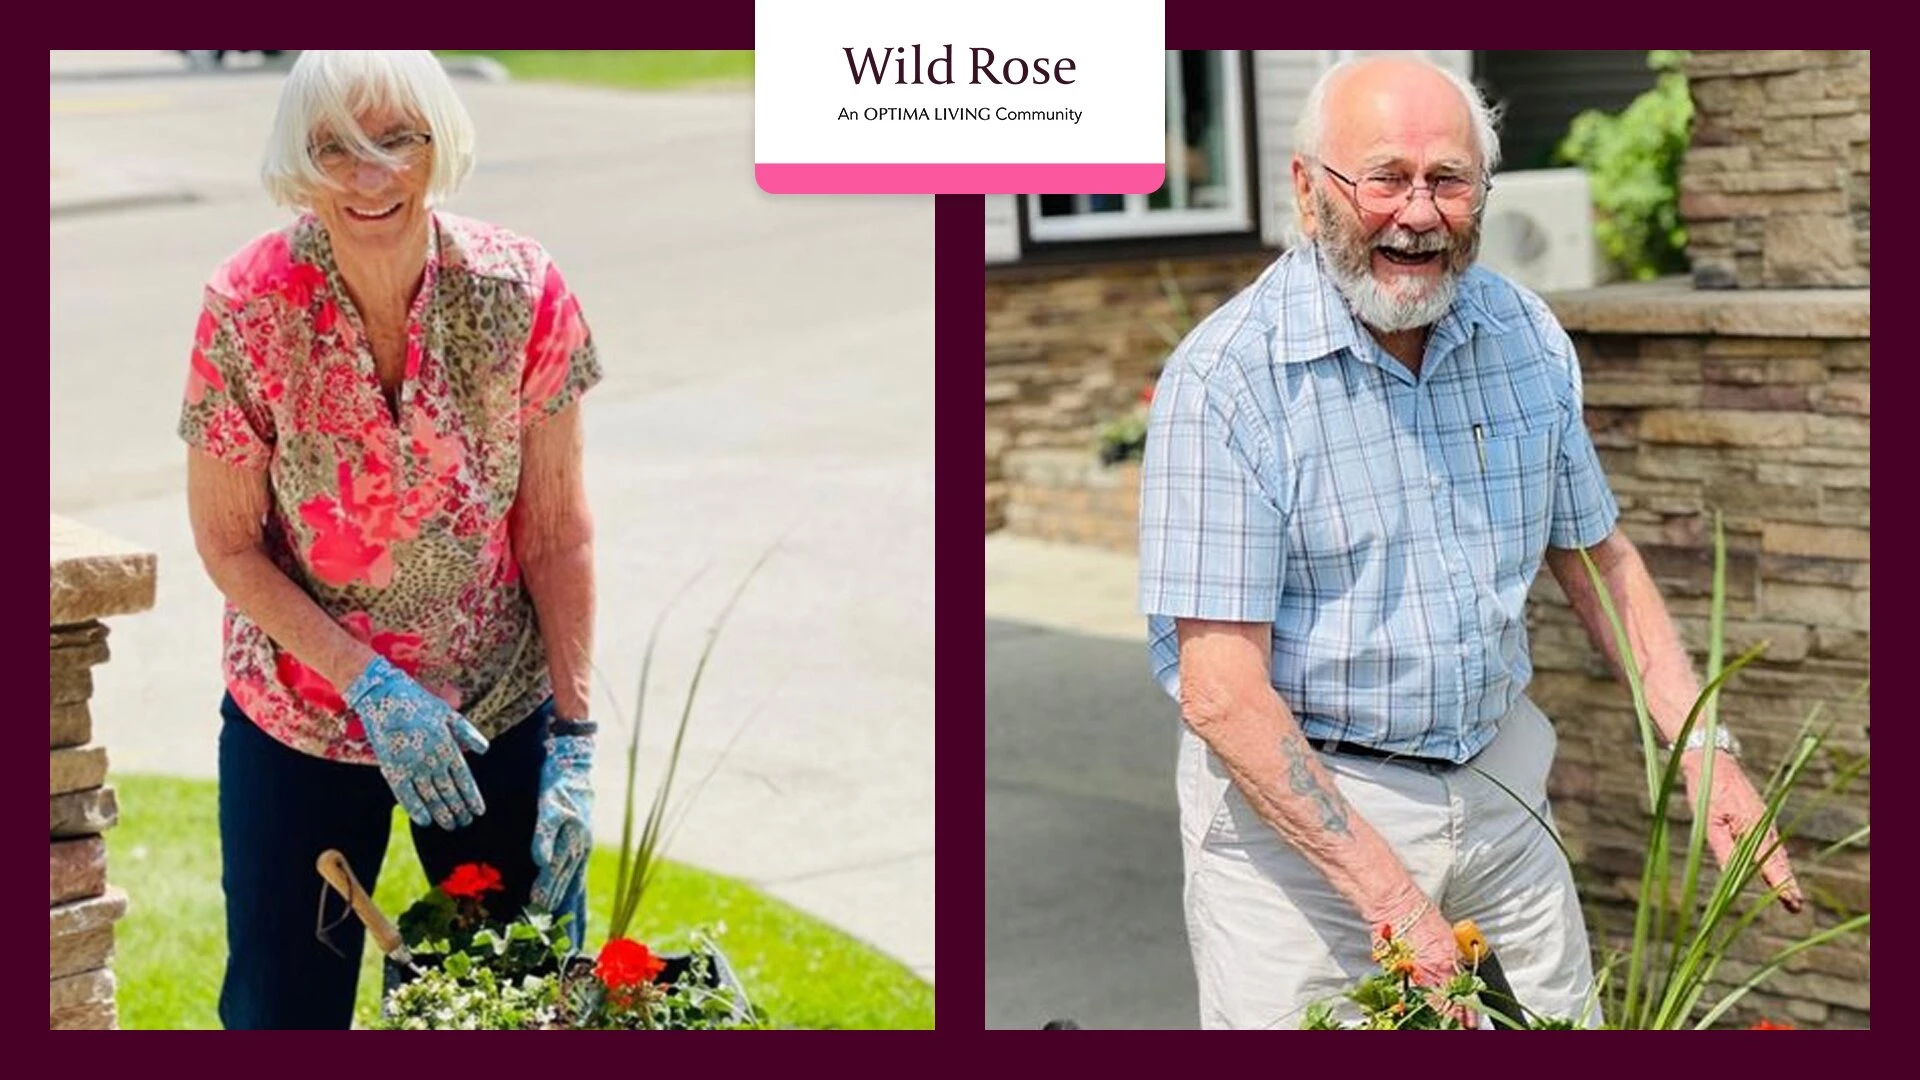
[{"x1": 1444, "y1": 425, "x2": 1554, "y2": 582}]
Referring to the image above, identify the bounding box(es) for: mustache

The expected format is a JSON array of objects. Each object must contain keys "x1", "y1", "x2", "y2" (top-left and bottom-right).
[{"x1": 1372, "y1": 227, "x2": 1453, "y2": 254}]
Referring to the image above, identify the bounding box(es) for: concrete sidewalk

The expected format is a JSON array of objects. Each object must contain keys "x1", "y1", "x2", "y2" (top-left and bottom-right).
[
  {"x1": 50, "y1": 164, "x2": 197, "y2": 218},
  {"x1": 985, "y1": 533, "x2": 1198, "y2": 1028}
]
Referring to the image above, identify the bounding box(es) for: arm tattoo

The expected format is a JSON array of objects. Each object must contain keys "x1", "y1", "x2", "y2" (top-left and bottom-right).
[{"x1": 1281, "y1": 729, "x2": 1350, "y2": 836}]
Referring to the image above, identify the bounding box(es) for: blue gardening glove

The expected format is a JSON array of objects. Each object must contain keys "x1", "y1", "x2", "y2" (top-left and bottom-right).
[
  {"x1": 343, "y1": 655, "x2": 491, "y2": 830},
  {"x1": 530, "y1": 720, "x2": 595, "y2": 912}
]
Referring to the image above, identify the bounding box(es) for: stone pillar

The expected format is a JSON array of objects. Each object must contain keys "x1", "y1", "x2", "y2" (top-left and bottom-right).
[
  {"x1": 1532, "y1": 49, "x2": 1870, "y2": 1025},
  {"x1": 51, "y1": 515, "x2": 156, "y2": 1031},
  {"x1": 1680, "y1": 50, "x2": 1869, "y2": 288}
]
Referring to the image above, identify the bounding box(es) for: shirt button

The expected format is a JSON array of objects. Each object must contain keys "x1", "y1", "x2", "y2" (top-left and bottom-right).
[{"x1": 1429, "y1": 475, "x2": 1442, "y2": 489}]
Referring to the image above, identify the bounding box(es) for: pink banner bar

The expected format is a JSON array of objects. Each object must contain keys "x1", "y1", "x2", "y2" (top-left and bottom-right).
[{"x1": 756, "y1": 163, "x2": 1165, "y2": 195}]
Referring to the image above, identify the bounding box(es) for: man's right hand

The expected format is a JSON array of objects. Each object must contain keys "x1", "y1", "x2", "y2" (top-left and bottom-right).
[
  {"x1": 344, "y1": 655, "x2": 491, "y2": 830},
  {"x1": 1396, "y1": 906, "x2": 1464, "y2": 988},
  {"x1": 1369, "y1": 892, "x2": 1478, "y2": 1029}
]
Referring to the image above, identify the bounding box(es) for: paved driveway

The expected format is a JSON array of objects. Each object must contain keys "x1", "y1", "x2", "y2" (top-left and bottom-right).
[{"x1": 985, "y1": 534, "x2": 1197, "y2": 1028}]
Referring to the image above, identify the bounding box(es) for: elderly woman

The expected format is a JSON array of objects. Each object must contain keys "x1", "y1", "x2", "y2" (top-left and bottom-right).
[{"x1": 180, "y1": 51, "x2": 601, "y2": 1029}]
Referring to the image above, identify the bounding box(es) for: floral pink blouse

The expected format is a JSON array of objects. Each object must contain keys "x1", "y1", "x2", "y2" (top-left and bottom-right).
[{"x1": 179, "y1": 211, "x2": 602, "y2": 763}]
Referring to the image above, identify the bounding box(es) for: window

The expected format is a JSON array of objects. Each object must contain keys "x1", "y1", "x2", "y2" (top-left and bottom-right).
[{"x1": 1025, "y1": 51, "x2": 1253, "y2": 243}]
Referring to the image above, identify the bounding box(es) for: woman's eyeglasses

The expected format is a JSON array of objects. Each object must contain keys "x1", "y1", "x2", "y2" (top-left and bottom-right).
[{"x1": 309, "y1": 131, "x2": 433, "y2": 173}]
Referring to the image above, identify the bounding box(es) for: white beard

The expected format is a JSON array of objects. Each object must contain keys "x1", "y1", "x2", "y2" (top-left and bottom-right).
[
  {"x1": 1313, "y1": 189, "x2": 1472, "y2": 334},
  {"x1": 1321, "y1": 246, "x2": 1461, "y2": 333}
]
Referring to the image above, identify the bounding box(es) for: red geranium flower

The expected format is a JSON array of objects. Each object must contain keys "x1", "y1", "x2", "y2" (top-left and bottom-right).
[
  {"x1": 1749, "y1": 1018, "x2": 1794, "y2": 1030},
  {"x1": 595, "y1": 937, "x2": 667, "y2": 990},
  {"x1": 441, "y1": 862, "x2": 504, "y2": 900}
]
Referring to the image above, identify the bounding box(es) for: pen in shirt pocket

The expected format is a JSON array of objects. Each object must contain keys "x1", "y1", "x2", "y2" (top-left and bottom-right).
[{"x1": 1473, "y1": 423, "x2": 1488, "y2": 474}]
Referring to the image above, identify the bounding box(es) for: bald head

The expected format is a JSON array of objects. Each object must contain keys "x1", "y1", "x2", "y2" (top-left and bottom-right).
[
  {"x1": 1326, "y1": 59, "x2": 1476, "y2": 173},
  {"x1": 1295, "y1": 55, "x2": 1500, "y2": 177}
]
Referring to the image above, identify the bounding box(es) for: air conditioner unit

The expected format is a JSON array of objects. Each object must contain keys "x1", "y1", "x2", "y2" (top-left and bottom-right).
[{"x1": 1476, "y1": 168, "x2": 1600, "y2": 294}]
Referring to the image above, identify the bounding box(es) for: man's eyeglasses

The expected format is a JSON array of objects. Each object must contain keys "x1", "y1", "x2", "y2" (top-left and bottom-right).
[
  {"x1": 309, "y1": 131, "x2": 433, "y2": 173},
  {"x1": 1319, "y1": 162, "x2": 1490, "y2": 219}
]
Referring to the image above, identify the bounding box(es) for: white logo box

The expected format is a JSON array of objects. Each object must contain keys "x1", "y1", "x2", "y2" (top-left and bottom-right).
[{"x1": 755, "y1": 0, "x2": 1166, "y2": 194}]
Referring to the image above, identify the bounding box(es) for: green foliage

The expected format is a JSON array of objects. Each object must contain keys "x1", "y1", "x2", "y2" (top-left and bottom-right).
[
  {"x1": 386, "y1": 878, "x2": 756, "y2": 1030},
  {"x1": 1302, "y1": 924, "x2": 1579, "y2": 1029},
  {"x1": 1554, "y1": 51, "x2": 1694, "y2": 281},
  {"x1": 393, "y1": 887, "x2": 457, "y2": 950},
  {"x1": 1096, "y1": 411, "x2": 1149, "y2": 466},
  {"x1": 608, "y1": 545, "x2": 778, "y2": 943},
  {"x1": 377, "y1": 965, "x2": 565, "y2": 1030},
  {"x1": 1575, "y1": 512, "x2": 1869, "y2": 1029},
  {"x1": 1146, "y1": 260, "x2": 1199, "y2": 351},
  {"x1": 436, "y1": 51, "x2": 753, "y2": 90},
  {"x1": 468, "y1": 912, "x2": 577, "y2": 981},
  {"x1": 1099, "y1": 261, "x2": 1198, "y2": 466},
  {"x1": 372, "y1": 930, "x2": 758, "y2": 1030},
  {"x1": 391, "y1": 879, "x2": 572, "y2": 980}
]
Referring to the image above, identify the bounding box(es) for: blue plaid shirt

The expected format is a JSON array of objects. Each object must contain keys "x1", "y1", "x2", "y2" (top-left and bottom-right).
[{"x1": 1138, "y1": 244, "x2": 1619, "y2": 763}]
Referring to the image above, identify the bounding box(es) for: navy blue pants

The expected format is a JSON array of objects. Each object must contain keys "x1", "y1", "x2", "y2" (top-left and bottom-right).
[{"x1": 216, "y1": 693, "x2": 588, "y2": 1030}]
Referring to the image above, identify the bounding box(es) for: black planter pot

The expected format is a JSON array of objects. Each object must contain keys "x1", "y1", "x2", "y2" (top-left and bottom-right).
[{"x1": 383, "y1": 942, "x2": 754, "y2": 1028}]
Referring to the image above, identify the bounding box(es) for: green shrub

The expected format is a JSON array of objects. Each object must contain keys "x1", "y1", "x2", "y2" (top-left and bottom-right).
[{"x1": 1554, "y1": 51, "x2": 1694, "y2": 282}]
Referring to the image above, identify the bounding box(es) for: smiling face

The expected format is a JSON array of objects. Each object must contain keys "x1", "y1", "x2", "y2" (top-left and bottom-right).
[
  {"x1": 1293, "y1": 59, "x2": 1484, "y2": 333},
  {"x1": 305, "y1": 103, "x2": 435, "y2": 265}
]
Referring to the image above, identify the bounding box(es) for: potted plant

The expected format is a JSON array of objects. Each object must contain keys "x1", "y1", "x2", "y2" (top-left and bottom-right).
[
  {"x1": 1302, "y1": 921, "x2": 1582, "y2": 1030},
  {"x1": 371, "y1": 859, "x2": 752, "y2": 1029},
  {"x1": 1097, "y1": 260, "x2": 1197, "y2": 467},
  {"x1": 1095, "y1": 394, "x2": 1151, "y2": 466}
]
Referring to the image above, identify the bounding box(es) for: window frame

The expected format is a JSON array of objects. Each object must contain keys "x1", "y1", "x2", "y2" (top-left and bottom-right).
[{"x1": 1020, "y1": 50, "x2": 1259, "y2": 247}]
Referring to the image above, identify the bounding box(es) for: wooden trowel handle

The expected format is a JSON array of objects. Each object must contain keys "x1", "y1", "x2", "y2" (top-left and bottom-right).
[{"x1": 316, "y1": 848, "x2": 410, "y2": 962}]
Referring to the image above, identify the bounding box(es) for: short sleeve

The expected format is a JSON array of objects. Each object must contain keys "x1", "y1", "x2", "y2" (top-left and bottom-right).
[
  {"x1": 1137, "y1": 361, "x2": 1288, "y2": 623},
  {"x1": 1546, "y1": 328, "x2": 1620, "y2": 549},
  {"x1": 520, "y1": 258, "x2": 603, "y2": 428},
  {"x1": 177, "y1": 290, "x2": 273, "y2": 470}
]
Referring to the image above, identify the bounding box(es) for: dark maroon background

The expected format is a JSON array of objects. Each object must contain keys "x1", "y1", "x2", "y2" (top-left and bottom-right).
[{"x1": 31, "y1": 5, "x2": 1888, "y2": 1059}]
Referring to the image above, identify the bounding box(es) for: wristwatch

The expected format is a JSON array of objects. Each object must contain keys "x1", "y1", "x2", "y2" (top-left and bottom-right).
[{"x1": 1677, "y1": 725, "x2": 1740, "y2": 757}]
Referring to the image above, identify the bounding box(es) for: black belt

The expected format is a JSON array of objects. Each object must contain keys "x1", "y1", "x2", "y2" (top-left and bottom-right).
[{"x1": 1315, "y1": 738, "x2": 1458, "y2": 770}]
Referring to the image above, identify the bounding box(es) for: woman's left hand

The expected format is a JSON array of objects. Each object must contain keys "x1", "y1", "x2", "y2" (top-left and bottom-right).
[{"x1": 531, "y1": 725, "x2": 594, "y2": 914}]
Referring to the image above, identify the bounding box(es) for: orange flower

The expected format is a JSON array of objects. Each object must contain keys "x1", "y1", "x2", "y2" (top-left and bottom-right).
[
  {"x1": 1749, "y1": 1018, "x2": 1793, "y2": 1030},
  {"x1": 595, "y1": 937, "x2": 667, "y2": 990},
  {"x1": 441, "y1": 862, "x2": 504, "y2": 900}
]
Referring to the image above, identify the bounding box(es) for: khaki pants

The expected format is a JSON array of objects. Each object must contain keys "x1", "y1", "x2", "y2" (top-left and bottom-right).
[{"x1": 1177, "y1": 695, "x2": 1599, "y2": 1029}]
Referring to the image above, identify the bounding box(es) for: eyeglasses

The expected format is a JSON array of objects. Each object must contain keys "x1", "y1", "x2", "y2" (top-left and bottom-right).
[
  {"x1": 1319, "y1": 162, "x2": 1490, "y2": 219},
  {"x1": 309, "y1": 131, "x2": 433, "y2": 173}
]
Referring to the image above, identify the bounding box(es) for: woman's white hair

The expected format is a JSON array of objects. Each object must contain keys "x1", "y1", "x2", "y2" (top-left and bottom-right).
[
  {"x1": 261, "y1": 50, "x2": 476, "y2": 210},
  {"x1": 1289, "y1": 53, "x2": 1503, "y2": 240}
]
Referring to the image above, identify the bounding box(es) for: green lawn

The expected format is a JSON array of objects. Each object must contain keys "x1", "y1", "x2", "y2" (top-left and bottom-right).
[
  {"x1": 438, "y1": 51, "x2": 753, "y2": 90},
  {"x1": 109, "y1": 774, "x2": 932, "y2": 1029}
]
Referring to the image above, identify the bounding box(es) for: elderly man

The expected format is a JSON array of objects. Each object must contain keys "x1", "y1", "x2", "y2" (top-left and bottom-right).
[{"x1": 1138, "y1": 54, "x2": 1803, "y2": 1030}]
